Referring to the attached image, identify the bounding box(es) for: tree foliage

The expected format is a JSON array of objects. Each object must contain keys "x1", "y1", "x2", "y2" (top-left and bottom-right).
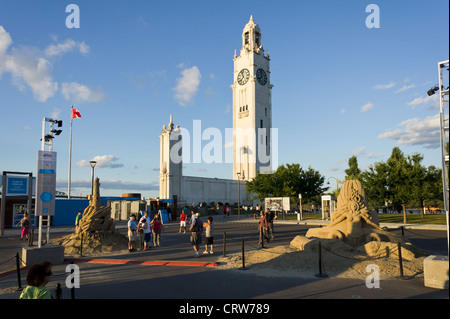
[
  {"x1": 245, "y1": 163, "x2": 328, "y2": 205},
  {"x1": 359, "y1": 147, "x2": 443, "y2": 214}
]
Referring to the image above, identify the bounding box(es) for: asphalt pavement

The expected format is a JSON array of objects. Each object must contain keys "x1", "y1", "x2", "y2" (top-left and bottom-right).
[{"x1": 0, "y1": 213, "x2": 448, "y2": 307}]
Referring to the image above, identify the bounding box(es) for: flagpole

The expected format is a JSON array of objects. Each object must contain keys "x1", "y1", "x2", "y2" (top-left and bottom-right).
[{"x1": 68, "y1": 105, "x2": 73, "y2": 199}]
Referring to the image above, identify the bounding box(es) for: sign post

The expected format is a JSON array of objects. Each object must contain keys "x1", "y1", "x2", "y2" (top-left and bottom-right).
[{"x1": 35, "y1": 151, "x2": 57, "y2": 248}]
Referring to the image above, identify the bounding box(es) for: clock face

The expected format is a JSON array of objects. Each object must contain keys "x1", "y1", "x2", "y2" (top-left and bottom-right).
[
  {"x1": 256, "y1": 68, "x2": 267, "y2": 85},
  {"x1": 237, "y1": 68, "x2": 250, "y2": 85}
]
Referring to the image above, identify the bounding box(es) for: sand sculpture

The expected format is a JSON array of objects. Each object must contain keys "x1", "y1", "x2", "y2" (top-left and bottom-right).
[
  {"x1": 53, "y1": 178, "x2": 128, "y2": 255},
  {"x1": 306, "y1": 180, "x2": 401, "y2": 246}
]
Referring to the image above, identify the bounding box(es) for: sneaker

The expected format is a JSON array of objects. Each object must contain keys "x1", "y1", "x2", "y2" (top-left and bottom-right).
[
  {"x1": 203, "y1": 251, "x2": 209, "y2": 254},
  {"x1": 194, "y1": 252, "x2": 200, "y2": 258},
  {"x1": 209, "y1": 251, "x2": 213, "y2": 254}
]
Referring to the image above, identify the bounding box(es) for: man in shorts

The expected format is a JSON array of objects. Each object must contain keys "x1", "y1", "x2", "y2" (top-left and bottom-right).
[
  {"x1": 190, "y1": 213, "x2": 203, "y2": 258},
  {"x1": 127, "y1": 214, "x2": 137, "y2": 252}
]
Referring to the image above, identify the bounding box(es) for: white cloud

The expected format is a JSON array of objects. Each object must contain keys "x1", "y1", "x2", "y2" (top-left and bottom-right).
[
  {"x1": 373, "y1": 82, "x2": 395, "y2": 90},
  {"x1": 395, "y1": 84, "x2": 415, "y2": 93},
  {"x1": 378, "y1": 114, "x2": 441, "y2": 149},
  {"x1": 361, "y1": 101, "x2": 374, "y2": 112},
  {"x1": 44, "y1": 39, "x2": 89, "y2": 58},
  {"x1": 0, "y1": 26, "x2": 13, "y2": 77},
  {"x1": 352, "y1": 147, "x2": 366, "y2": 156},
  {"x1": 76, "y1": 155, "x2": 124, "y2": 169},
  {"x1": 407, "y1": 94, "x2": 439, "y2": 109},
  {"x1": 174, "y1": 66, "x2": 201, "y2": 106},
  {"x1": 0, "y1": 25, "x2": 97, "y2": 103},
  {"x1": 61, "y1": 82, "x2": 105, "y2": 103},
  {"x1": 58, "y1": 179, "x2": 158, "y2": 191}
]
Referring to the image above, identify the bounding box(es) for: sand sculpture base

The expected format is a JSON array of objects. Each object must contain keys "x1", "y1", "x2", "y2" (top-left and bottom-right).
[{"x1": 52, "y1": 178, "x2": 128, "y2": 256}]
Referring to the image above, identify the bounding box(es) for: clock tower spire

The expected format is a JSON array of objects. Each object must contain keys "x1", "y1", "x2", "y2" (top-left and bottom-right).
[{"x1": 232, "y1": 16, "x2": 273, "y2": 181}]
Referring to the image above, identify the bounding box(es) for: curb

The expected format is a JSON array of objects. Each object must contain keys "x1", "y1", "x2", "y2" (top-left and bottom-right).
[{"x1": 64, "y1": 258, "x2": 219, "y2": 267}]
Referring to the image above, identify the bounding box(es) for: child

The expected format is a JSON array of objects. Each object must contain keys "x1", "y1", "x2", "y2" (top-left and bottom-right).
[
  {"x1": 179, "y1": 208, "x2": 187, "y2": 234},
  {"x1": 203, "y1": 216, "x2": 214, "y2": 254}
]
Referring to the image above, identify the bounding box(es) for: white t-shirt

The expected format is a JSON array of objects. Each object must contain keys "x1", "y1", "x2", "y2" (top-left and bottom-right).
[{"x1": 139, "y1": 216, "x2": 151, "y2": 233}]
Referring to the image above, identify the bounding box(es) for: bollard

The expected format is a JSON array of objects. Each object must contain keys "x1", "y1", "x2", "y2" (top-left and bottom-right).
[
  {"x1": 314, "y1": 241, "x2": 328, "y2": 278},
  {"x1": 15, "y1": 252, "x2": 22, "y2": 290},
  {"x1": 396, "y1": 242, "x2": 412, "y2": 280},
  {"x1": 55, "y1": 283, "x2": 62, "y2": 299},
  {"x1": 27, "y1": 228, "x2": 34, "y2": 247},
  {"x1": 238, "y1": 238, "x2": 249, "y2": 270},
  {"x1": 401, "y1": 226, "x2": 404, "y2": 236},
  {"x1": 223, "y1": 232, "x2": 227, "y2": 257},
  {"x1": 70, "y1": 261, "x2": 75, "y2": 299}
]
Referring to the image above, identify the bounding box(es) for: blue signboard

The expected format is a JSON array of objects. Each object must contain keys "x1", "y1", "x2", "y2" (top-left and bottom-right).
[{"x1": 6, "y1": 176, "x2": 28, "y2": 196}]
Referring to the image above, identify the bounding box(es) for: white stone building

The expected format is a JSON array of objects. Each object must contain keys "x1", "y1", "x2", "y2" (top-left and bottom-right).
[{"x1": 159, "y1": 16, "x2": 275, "y2": 206}]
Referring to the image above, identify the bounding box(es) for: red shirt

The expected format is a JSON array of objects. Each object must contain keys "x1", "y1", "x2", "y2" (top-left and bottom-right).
[{"x1": 180, "y1": 213, "x2": 187, "y2": 221}]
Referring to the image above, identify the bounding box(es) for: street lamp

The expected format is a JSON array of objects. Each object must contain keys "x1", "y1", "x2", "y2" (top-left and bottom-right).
[
  {"x1": 326, "y1": 176, "x2": 340, "y2": 192},
  {"x1": 90, "y1": 160, "x2": 97, "y2": 196}
]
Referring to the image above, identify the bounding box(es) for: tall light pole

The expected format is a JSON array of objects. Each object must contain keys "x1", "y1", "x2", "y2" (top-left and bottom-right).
[
  {"x1": 237, "y1": 172, "x2": 241, "y2": 220},
  {"x1": 90, "y1": 161, "x2": 97, "y2": 196},
  {"x1": 326, "y1": 176, "x2": 340, "y2": 193}
]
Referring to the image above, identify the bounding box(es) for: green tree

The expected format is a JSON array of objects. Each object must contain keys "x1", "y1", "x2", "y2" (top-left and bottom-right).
[
  {"x1": 361, "y1": 161, "x2": 389, "y2": 210},
  {"x1": 385, "y1": 147, "x2": 416, "y2": 222},
  {"x1": 345, "y1": 155, "x2": 362, "y2": 181},
  {"x1": 245, "y1": 163, "x2": 328, "y2": 206}
]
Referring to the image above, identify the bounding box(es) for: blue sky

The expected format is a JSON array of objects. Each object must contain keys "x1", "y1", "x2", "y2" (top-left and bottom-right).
[{"x1": 0, "y1": 0, "x2": 448, "y2": 198}]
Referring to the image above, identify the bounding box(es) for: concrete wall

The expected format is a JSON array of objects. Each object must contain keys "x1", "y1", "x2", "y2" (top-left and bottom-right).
[{"x1": 180, "y1": 175, "x2": 250, "y2": 206}]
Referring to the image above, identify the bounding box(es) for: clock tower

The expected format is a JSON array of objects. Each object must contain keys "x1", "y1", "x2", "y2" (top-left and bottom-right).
[{"x1": 232, "y1": 16, "x2": 273, "y2": 181}]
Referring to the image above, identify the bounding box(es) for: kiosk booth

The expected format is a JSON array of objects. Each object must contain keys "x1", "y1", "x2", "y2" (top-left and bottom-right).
[{"x1": 321, "y1": 195, "x2": 336, "y2": 220}]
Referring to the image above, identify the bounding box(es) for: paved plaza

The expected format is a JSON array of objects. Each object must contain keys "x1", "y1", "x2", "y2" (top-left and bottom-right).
[{"x1": 0, "y1": 214, "x2": 448, "y2": 308}]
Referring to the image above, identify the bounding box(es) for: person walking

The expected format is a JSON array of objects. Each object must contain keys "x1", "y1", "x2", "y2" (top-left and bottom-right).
[
  {"x1": 16, "y1": 213, "x2": 31, "y2": 241},
  {"x1": 203, "y1": 216, "x2": 214, "y2": 254},
  {"x1": 258, "y1": 211, "x2": 269, "y2": 244},
  {"x1": 139, "y1": 211, "x2": 152, "y2": 250},
  {"x1": 150, "y1": 214, "x2": 163, "y2": 247},
  {"x1": 190, "y1": 213, "x2": 204, "y2": 258},
  {"x1": 265, "y1": 208, "x2": 277, "y2": 242},
  {"x1": 20, "y1": 261, "x2": 53, "y2": 299},
  {"x1": 128, "y1": 214, "x2": 137, "y2": 252},
  {"x1": 179, "y1": 208, "x2": 187, "y2": 234}
]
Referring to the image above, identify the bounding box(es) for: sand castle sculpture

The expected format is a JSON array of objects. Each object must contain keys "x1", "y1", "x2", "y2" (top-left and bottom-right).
[
  {"x1": 306, "y1": 180, "x2": 400, "y2": 246},
  {"x1": 76, "y1": 177, "x2": 115, "y2": 235},
  {"x1": 53, "y1": 178, "x2": 128, "y2": 255}
]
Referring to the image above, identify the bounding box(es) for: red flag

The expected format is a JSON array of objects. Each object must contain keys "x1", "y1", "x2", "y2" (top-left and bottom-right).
[{"x1": 72, "y1": 108, "x2": 81, "y2": 119}]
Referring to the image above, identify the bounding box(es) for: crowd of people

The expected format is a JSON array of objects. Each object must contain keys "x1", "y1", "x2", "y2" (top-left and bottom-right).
[
  {"x1": 16, "y1": 204, "x2": 282, "y2": 299},
  {"x1": 126, "y1": 209, "x2": 215, "y2": 258}
]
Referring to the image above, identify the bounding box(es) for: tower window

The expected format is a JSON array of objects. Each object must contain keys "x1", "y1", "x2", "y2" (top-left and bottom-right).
[
  {"x1": 245, "y1": 32, "x2": 249, "y2": 45},
  {"x1": 265, "y1": 108, "x2": 267, "y2": 116},
  {"x1": 255, "y1": 32, "x2": 260, "y2": 46},
  {"x1": 260, "y1": 119, "x2": 263, "y2": 128}
]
